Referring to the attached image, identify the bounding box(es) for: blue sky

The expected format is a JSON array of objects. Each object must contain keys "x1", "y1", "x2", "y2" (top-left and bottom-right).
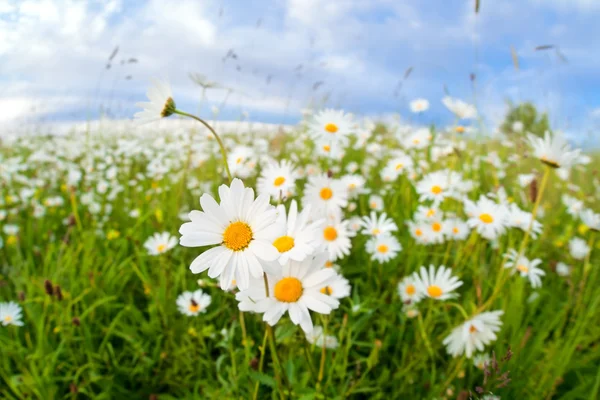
[{"x1": 1, "y1": 0, "x2": 599, "y2": 144}]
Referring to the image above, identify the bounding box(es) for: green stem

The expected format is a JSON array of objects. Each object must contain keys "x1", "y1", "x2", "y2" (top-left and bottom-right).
[{"x1": 173, "y1": 109, "x2": 232, "y2": 182}]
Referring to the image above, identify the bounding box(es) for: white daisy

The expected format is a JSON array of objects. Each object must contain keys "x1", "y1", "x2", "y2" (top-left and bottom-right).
[
  {"x1": 271, "y1": 200, "x2": 324, "y2": 265},
  {"x1": 473, "y1": 353, "x2": 492, "y2": 370},
  {"x1": 504, "y1": 249, "x2": 545, "y2": 288},
  {"x1": 318, "y1": 271, "x2": 351, "y2": 300},
  {"x1": 176, "y1": 290, "x2": 212, "y2": 316},
  {"x1": 179, "y1": 178, "x2": 282, "y2": 291},
  {"x1": 410, "y1": 98, "x2": 430, "y2": 113},
  {"x1": 318, "y1": 212, "x2": 352, "y2": 261},
  {"x1": 442, "y1": 96, "x2": 477, "y2": 120},
  {"x1": 302, "y1": 174, "x2": 348, "y2": 219},
  {"x1": 465, "y1": 196, "x2": 510, "y2": 240},
  {"x1": 144, "y1": 232, "x2": 178, "y2": 256},
  {"x1": 555, "y1": 262, "x2": 571, "y2": 277},
  {"x1": 134, "y1": 79, "x2": 175, "y2": 124},
  {"x1": 580, "y1": 209, "x2": 600, "y2": 232},
  {"x1": 397, "y1": 275, "x2": 423, "y2": 304},
  {"x1": 445, "y1": 218, "x2": 470, "y2": 241},
  {"x1": 308, "y1": 109, "x2": 353, "y2": 147},
  {"x1": 368, "y1": 194, "x2": 384, "y2": 211},
  {"x1": 236, "y1": 253, "x2": 340, "y2": 333},
  {"x1": 569, "y1": 237, "x2": 590, "y2": 260},
  {"x1": 0, "y1": 301, "x2": 24, "y2": 327},
  {"x1": 257, "y1": 160, "x2": 298, "y2": 200},
  {"x1": 413, "y1": 265, "x2": 463, "y2": 300},
  {"x1": 305, "y1": 325, "x2": 339, "y2": 349},
  {"x1": 508, "y1": 204, "x2": 543, "y2": 239},
  {"x1": 562, "y1": 195, "x2": 584, "y2": 217},
  {"x1": 366, "y1": 233, "x2": 402, "y2": 263},
  {"x1": 407, "y1": 220, "x2": 432, "y2": 245},
  {"x1": 527, "y1": 131, "x2": 581, "y2": 168},
  {"x1": 416, "y1": 170, "x2": 462, "y2": 204},
  {"x1": 443, "y1": 311, "x2": 504, "y2": 358},
  {"x1": 341, "y1": 174, "x2": 367, "y2": 199},
  {"x1": 360, "y1": 211, "x2": 398, "y2": 237}
]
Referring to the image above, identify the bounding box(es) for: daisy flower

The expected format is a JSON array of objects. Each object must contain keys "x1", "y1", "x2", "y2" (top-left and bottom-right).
[
  {"x1": 236, "y1": 253, "x2": 339, "y2": 333},
  {"x1": 562, "y1": 195, "x2": 584, "y2": 217},
  {"x1": 569, "y1": 237, "x2": 590, "y2": 260},
  {"x1": 504, "y1": 249, "x2": 545, "y2": 288},
  {"x1": 556, "y1": 262, "x2": 571, "y2": 277},
  {"x1": 403, "y1": 128, "x2": 431, "y2": 150},
  {"x1": 416, "y1": 170, "x2": 462, "y2": 204},
  {"x1": 318, "y1": 271, "x2": 351, "y2": 300},
  {"x1": 272, "y1": 200, "x2": 324, "y2": 265},
  {"x1": 527, "y1": 131, "x2": 581, "y2": 168},
  {"x1": 179, "y1": 178, "x2": 281, "y2": 291},
  {"x1": 176, "y1": 290, "x2": 212, "y2": 316},
  {"x1": 580, "y1": 209, "x2": 600, "y2": 232},
  {"x1": 366, "y1": 233, "x2": 402, "y2": 263},
  {"x1": 0, "y1": 301, "x2": 24, "y2": 327},
  {"x1": 308, "y1": 109, "x2": 353, "y2": 147},
  {"x1": 257, "y1": 160, "x2": 298, "y2": 200},
  {"x1": 410, "y1": 98, "x2": 430, "y2": 113},
  {"x1": 383, "y1": 154, "x2": 414, "y2": 181},
  {"x1": 134, "y1": 79, "x2": 176, "y2": 124},
  {"x1": 508, "y1": 204, "x2": 543, "y2": 239},
  {"x1": 306, "y1": 325, "x2": 339, "y2": 349},
  {"x1": 445, "y1": 218, "x2": 470, "y2": 241},
  {"x1": 473, "y1": 353, "x2": 492, "y2": 370},
  {"x1": 368, "y1": 194, "x2": 384, "y2": 211},
  {"x1": 360, "y1": 211, "x2": 398, "y2": 237},
  {"x1": 442, "y1": 96, "x2": 477, "y2": 120},
  {"x1": 318, "y1": 212, "x2": 352, "y2": 261},
  {"x1": 443, "y1": 311, "x2": 504, "y2": 358},
  {"x1": 397, "y1": 275, "x2": 423, "y2": 304},
  {"x1": 302, "y1": 174, "x2": 348, "y2": 219},
  {"x1": 464, "y1": 196, "x2": 510, "y2": 240},
  {"x1": 407, "y1": 220, "x2": 431, "y2": 244},
  {"x1": 144, "y1": 232, "x2": 178, "y2": 256},
  {"x1": 341, "y1": 174, "x2": 367, "y2": 199},
  {"x1": 413, "y1": 265, "x2": 463, "y2": 300}
]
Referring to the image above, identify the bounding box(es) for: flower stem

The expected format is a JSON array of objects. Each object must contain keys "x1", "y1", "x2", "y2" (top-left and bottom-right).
[{"x1": 173, "y1": 109, "x2": 232, "y2": 182}]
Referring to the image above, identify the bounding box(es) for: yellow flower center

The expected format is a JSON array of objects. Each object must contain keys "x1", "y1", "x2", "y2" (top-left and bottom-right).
[
  {"x1": 223, "y1": 222, "x2": 253, "y2": 251},
  {"x1": 452, "y1": 227, "x2": 459, "y2": 234},
  {"x1": 413, "y1": 139, "x2": 420, "y2": 144},
  {"x1": 415, "y1": 229, "x2": 423, "y2": 237},
  {"x1": 479, "y1": 213, "x2": 494, "y2": 224},
  {"x1": 432, "y1": 222, "x2": 442, "y2": 232},
  {"x1": 395, "y1": 163, "x2": 404, "y2": 170},
  {"x1": 370, "y1": 202, "x2": 378, "y2": 208},
  {"x1": 320, "y1": 188, "x2": 333, "y2": 200},
  {"x1": 274, "y1": 277, "x2": 303, "y2": 303},
  {"x1": 273, "y1": 235, "x2": 295, "y2": 253},
  {"x1": 431, "y1": 185, "x2": 442, "y2": 195},
  {"x1": 469, "y1": 325, "x2": 478, "y2": 333},
  {"x1": 4, "y1": 316, "x2": 12, "y2": 323},
  {"x1": 320, "y1": 286, "x2": 333, "y2": 295},
  {"x1": 323, "y1": 226, "x2": 338, "y2": 241},
  {"x1": 324, "y1": 123, "x2": 339, "y2": 133},
  {"x1": 405, "y1": 284, "x2": 416, "y2": 295},
  {"x1": 517, "y1": 264, "x2": 529, "y2": 273},
  {"x1": 323, "y1": 145, "x2": 331, "y2": 152},
  {"x1": 372, "y1": 228, "x2": 381, "y2": 235},
  {"x1": 377, "y1": 244, "x2": 389, "y2": 253},
  {"x1": 188, "y1": 304, "x2": 200, "y2": 313},
  {"x1": 273, "y1": 176, "x2": 286, "y2": 187},
  {"x1": 236, "y1": 157, "x2": 243, "y2": 164},
  {"x1": 426, "y1": 209, "x2": 436, "y2": 217},
  {"x1": 348, "y1": 183, "x2": 356, "y2": 189},
  {"x1": 325, "y1": 261, "x2": 334, "y2": 268},
  {"x1": 455, "y1": 125, "x2": 465, "y2": 133},
  {"x1": 156, "y1": 244, "x2": 166, "y2": 253},
  {"x1": 427, "y1": 285, "x2": 443, "y2": 298}
]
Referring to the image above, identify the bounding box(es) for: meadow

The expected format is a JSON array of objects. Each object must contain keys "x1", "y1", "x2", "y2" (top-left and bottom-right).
[{"x1": 1, "y1": 88, "x2": 599, "y2": 400}]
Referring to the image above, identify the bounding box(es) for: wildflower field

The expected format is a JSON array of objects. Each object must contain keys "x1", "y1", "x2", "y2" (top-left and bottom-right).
[{"x1": 1, "y1": 89, "x2": 599, "y2": 400}]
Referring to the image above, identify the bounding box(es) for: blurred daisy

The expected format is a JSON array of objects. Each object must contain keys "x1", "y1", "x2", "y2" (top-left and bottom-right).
[
  {"x1": 473, "y1": 353, "x2": 491, "y2": 370},
  {"x1": 144, "y1": 232, "x2": 178, "y2": 256},
  {"x1": 308, "y1": 109, "x2": 353, "y2": 146},
  {"x1": 527, "y1": 132, "x2": 581, "y2": 169},
  {"x1": 236, "y1": 253, "x2": 339, "y2": 333},
  {"x1": 414, "y1": 265, "x2": 463, "y2": 300},
  {"x1": 556, "y1": 262, "x2": 571, "y2": 277},
  {"x1": 569, "y1": 237, "x2": 590, "y2": 260},
  {"x1": 562, "y1": 195, "x2": 584, "y2": 217},
  {"x1": 0, "y1": 301, "x2": 24, "y2": 327},
  {"x1": 176, "y1": 290, "x2": 212, "y2": 316},
  {"x1": 580, "y1": 209, "x2": 600, "y2": 232},
  {"x1": 368, "y1": 194, "x2": 384, "y2": 211},
  {"x1": 302, "y1": 174, "x2": 348, "y2": 219},
  {"x1": 416, "y1": 170, "x2": 461, "y2": 204},
  {"x1": 442, "y1": 96, "x2": 477, "y2": 120},
  {"x1": 318, "y1": 212, "x2": 352, "y2": 261},
  {"x1": 410, "y1": 98, "x2": 429, "y2": 113},
  {"x1": 504, "y1": 249, "x2": 545, "y2": 288},
  {"x1": 257, "y1": 160, "x2": 298, "y2": 200},
  {"x1": 397, "y1": 275, "x2": 423, "y2": 304},
  {"x1": 445, "y1": 218, "x2": 470, "y2": 241},
  {"x1": 272, "y1": 200, "x2": 323, "y2": 265},
  {"x1": 360, "y1": 211, "x2": 398, "y2": 237},
  {"x1": 465, "y1": 196, "x2": 510, "y2": 240},
  {"x1": 366, "y1": 233, "x2": 402, "y2": 263},
  {"x1": 319, "y1": 271, "x2": 351, "y2": 300},
  {"x1": 306, "y1": 325, "x2": 339, "y2": 349},
  {"x1": 407, "y1": 220, "x2": 431, "y2": 245},
  {"x1": 443, "y1": 311, "x2": 504, "y2": 358},
  {"x1": 508, "y1": 204, "x2": 543, "y2": 239},
  {"x1": 134, "y1": 79, "x2": 175, "y2": 124},
  {"x1": 179, "y1": 179, "x2": 281, "y2": 291},
  {"x1": 341, "y1": 174, "x2": 367, "y2": 199}
]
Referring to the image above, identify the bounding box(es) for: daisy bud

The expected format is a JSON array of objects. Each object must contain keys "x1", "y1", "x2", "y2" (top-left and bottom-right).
[
  {"x1": 72, "y1": 317, "x2": 81, "y2": 327},
  {"x1": 44, "y1": 280, "x2": 54, "y2": 296}
]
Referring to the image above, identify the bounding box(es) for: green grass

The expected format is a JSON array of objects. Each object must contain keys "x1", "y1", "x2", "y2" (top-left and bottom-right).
[{"x1": 1, "y1": 126, "x2": 599, "y2": 399}]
